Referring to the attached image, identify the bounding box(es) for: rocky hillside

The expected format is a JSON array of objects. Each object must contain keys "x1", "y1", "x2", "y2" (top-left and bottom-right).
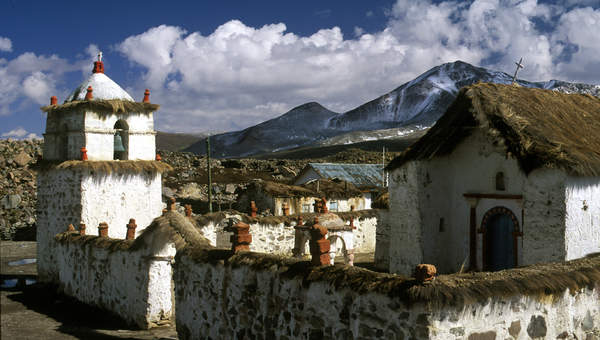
[{"x1": 0, "y1": 139, "x2": 42, "y2": 240}]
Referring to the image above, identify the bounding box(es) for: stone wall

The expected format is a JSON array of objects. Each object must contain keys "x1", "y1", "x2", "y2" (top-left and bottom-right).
[
  {"x1": 54, "y1": 232, "x2": 175, "y2": 328},
  {"x1": 174, "y1": 250, "x2": 600, "y2": 340}
]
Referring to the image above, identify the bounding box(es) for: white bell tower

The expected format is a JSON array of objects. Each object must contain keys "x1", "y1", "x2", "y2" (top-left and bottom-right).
[{"x1": 36, "y1": 52, "x2": 169, "y2": 282}]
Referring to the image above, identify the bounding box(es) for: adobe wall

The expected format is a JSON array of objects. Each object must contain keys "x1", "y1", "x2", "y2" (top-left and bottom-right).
[
  {"x1": 174, "y1": 250, "x2": 600, "y2": 340},
  {"x1": 36, "y1": 169, "x2": 84, "y2": 282},
  {"x1": 54, "y1": 232, "x2": 175, "y2": 328},
  {"x1": 564, "y1": 176, "x2": 600, "y2": 260},
  {"x1": 197, "y1": 213, "x2": 377, "y2": 255},
  {"x1": 80, "y1": 170, "x2": 162, "y2": 239},
  {"x1": 84, "y1": 111, "x2": 156, "y2": 161},
  {"x1": 386, "y1": 130, "x2": 576, "y2": 275}
]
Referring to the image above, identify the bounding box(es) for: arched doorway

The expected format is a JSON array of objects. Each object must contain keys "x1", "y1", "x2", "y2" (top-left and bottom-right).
[
  {"x1": 113, "y1": 120, "x2": 129, "y2": 160},
  {"x1": 480, "y1": 207, "x2": 519, "y2": 271}
]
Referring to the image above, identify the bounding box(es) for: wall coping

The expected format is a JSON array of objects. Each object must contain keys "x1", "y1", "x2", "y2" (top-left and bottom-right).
[{"x1": 177, "y1": 247, "x2": 600, "y2": 308}]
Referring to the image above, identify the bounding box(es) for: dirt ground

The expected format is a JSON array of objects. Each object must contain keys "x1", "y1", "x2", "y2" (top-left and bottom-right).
[{"x1": 1, "y1": 241, "x2": 177, "y2": 340}]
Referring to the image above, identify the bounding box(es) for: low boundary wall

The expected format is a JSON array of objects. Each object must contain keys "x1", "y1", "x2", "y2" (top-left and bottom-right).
[
  {"x1": 195, "y1": 210, "x2": 378, "y2": 255},
  {"x1": 174, "y1": 248, "x2": 600, "y2": 340}
]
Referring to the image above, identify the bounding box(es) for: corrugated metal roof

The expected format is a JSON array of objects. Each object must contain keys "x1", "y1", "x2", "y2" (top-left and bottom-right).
[{"x1": 307, "y1": 163, "x2": 384, "y2": 188}]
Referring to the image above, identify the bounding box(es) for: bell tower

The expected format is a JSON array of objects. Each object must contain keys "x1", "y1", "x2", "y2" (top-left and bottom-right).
[{"x1": 36, "y1": 52, "x2": 170, "y2": 282}]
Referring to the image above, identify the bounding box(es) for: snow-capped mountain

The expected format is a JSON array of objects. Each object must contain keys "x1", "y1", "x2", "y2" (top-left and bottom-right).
[{"x1": 184, "y1": 61, "x2": 599, "y2": 158}]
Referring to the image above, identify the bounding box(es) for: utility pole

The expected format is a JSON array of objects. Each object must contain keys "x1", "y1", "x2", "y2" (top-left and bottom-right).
[
  {"x1": 511, "y1": 57, "x2": 524, "y2": 85},
  {"x1": 382, "y1": 146, "x2": 386, "y2": 187},
  {"x1": 206, "y1": 135, "x2": 213, "y2": 213}
]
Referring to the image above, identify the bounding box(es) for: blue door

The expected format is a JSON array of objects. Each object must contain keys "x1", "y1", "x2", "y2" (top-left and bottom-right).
[{"x1": 485, "y1": 213, "x2": 515, "y2": 271}]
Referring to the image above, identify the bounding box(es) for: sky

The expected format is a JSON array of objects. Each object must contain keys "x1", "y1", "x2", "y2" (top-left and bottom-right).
[{"x1": 1, "y1": 0, "x2": 599, "y2": 139}]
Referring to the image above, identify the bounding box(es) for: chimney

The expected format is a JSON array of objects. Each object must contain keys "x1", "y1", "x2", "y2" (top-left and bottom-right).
[
  {"x1": 50, "y1": 96, "x2": 57, "y2": 105},
  {"x1": 80, "y1": 147, "x2": 88, "y2": 161},
  {"x1": 79, "y1": 223, "x2": 86, "y2": 236}
]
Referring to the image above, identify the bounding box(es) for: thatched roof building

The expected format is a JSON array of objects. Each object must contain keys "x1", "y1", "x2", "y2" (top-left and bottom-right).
[
  {"x1": 387, "y1": 83, "x2": 600, "y2": 176},
  {"x1": 381, "y1": 83, "x2": 600, "y2": 277}
]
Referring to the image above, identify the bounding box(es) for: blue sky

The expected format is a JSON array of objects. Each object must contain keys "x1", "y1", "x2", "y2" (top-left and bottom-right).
[{"x1": 1, "y1": 0, "x2": 599, "y2": 138}]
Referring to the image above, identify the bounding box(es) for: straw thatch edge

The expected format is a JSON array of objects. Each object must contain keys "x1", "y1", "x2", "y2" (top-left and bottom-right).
[
  {"x1": 41, "y1": 99, "x2": 159, "y2": 115},
  {"x1": 387, "y1": 83, "x2": 600, "y2": 176},
  {"x1": 178, "y1": 248, "x2": 600, "y2": 307},
  {"x1": 54, "y1": 211, "x2": 212, "y2": 253},
  {"x1": 33, "y1": 160, "x2": 173, "y2": 174}
]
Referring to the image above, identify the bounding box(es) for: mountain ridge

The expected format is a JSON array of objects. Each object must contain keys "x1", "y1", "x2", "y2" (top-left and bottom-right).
[{"x1": 184, "y1": 60, "x2": 599, "y2": 158}]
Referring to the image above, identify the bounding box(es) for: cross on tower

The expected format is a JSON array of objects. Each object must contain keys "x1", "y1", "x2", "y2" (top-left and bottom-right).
[
  {"x1": 97, "y1": 51, "x2": 103, "y2": 62},
  {"x1": 511, "y1": 57, "x2": 524, "y2": 85}
]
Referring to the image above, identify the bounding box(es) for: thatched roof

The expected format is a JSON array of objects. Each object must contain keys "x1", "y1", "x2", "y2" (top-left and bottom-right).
[
  {"x1": 386, "y1": 83, "x2": 600, "y2": 176},
  {"x1": 180, "y1": 248, "x2": 600, "y2": 307},
  {"x1": 41, "y1": 99, "x2": 159, "y2": 116},
  {"x1": 246, "y1": 179, "x2": 363, "y2": 199},
  {"x1": 55, "y1": 211, "x2": 212, "y2": 252},
  {"x1": 33, "y1": 160, "x2": 172, "y2": 174},
  {"x1": 131, "y1": 211, "x2": 212, "y2": 251},
  {"x1": 371, "y1": 192, "x2": 389, "y2": 209}
]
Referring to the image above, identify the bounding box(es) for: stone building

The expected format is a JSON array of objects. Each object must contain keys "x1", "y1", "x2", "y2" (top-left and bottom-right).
[
  {"x1": 294, "y1": 163, "x2": 385, "y2": 209},
  {"x1": 36, "y1": 53, "x2": 170, "y2": 282},
  {"x1": 382, "y1": 83, "x2": 600, "y2": 275},
  {"x1": 236, "y1": 179, "x2": 365, "y2": 215}
]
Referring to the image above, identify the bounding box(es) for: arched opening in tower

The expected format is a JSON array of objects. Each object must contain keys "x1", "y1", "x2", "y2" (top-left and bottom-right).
[{"x1": 113, "y1": 119, "x2": 129, "y2": 160}]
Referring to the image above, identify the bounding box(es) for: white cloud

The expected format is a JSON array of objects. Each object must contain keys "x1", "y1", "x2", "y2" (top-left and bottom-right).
[
  {"x1": 0, "y1": 37, "x2": 12, "y2": 52},
  {"x1": 22, "y1": 71, "x2": 57, "y2": 105},
  {"x1": 1, "y1": 1, "x2": 598, "y2": 135},
  {"x1": 113, "y1": 1, "x2": 599, "y2": 133},
  {"x1": 1, "y1": 127, "x2": 41, "y2": 139},
  {"x1": 354, "y1": 26, "x2": 365, "y2": 37},
  {"x1": 0, "y1": 51, "x2": 77, "y2": 115}
]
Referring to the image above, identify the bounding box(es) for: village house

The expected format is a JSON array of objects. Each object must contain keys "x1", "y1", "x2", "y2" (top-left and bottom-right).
[
  {"x1": 236, "y1": 178, "x2": 365, "y2": 215},
  {"x1": 294, "y1": 162, "x2": 385, "y2": 209},
  {"x1": 381, "y1": 83, "x2": 600, "y2": 275}
]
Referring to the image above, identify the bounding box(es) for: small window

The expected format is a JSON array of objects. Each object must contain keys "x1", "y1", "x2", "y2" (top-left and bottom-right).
[
  {"x1": 496, "y1": 172, "x2": 506, "y2": 191},
  {"x1": 302, "y1": 204, "x2": 311, "y2": 213},
  {"x1": 329, "y1": 201, "x2": 338, "y2": 212}
]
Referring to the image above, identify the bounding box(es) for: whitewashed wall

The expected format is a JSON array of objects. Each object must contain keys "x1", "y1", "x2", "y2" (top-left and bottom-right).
[
  {"x1": 37, "y1": 169, "x2": 84, "y2": 282},
  {"x1": 174, "y1": 251, "x2": 600, "y2": 340},
  {"x1": 565, "y1": 176, "x2": 600, "y2": 260},
  {"x1": 430, "y1": 287, "x2": 600, "y2": 340},
  {"x1": 84, "y1": 111, "x2": 155, "y2": 161},
  {"x1": 374, "y1": 209, "x2": 391, "y2": 271},
  {"x1": 55, "y1": 234, "x2": 175, "y2": 328},
  {"x1": 386, "y1": 129, "x2": 584, "y2": 275},
  {"x1": 197, "y1": 215, "x2": 377, "y2": 255},
  {"x1": 522, "y1": 168, "x2": 568, "y2": 265},
  {"x1": 80, "y1": 171, "x2": 162, "y2": 239}
]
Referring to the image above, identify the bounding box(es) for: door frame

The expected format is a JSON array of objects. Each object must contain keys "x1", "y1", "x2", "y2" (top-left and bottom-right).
[{"x1": 479, "y1": 206, "x2": 521, "y2": 270}]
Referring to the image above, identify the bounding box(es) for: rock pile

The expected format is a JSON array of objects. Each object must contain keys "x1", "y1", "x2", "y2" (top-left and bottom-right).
[{"x1": 0, "y1": 139, "x2": 42, "y2": 240}]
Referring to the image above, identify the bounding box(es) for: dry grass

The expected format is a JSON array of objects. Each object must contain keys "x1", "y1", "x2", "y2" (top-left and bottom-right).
[
  {"x1": 371, "y1": 192, "x2": 389, "y2": 209},
  {"x1": 55, "y1": 211, "x2": 212, "y2": 252},
  {"x1": 34, "y1": 160, "x2": 172, "y2": 174},
  {"x1": 41, "y1": 99, "x2": 159, "y2": 115},
  {"x1": 131, "y1": 211, "x2": 212, "y2": 251},
  {"x1": 387, "y1": 83, "x2": 600, "y2": 176},
  {"x1": 180, "y1": 247, "x2": 600, "y2": 307}
]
